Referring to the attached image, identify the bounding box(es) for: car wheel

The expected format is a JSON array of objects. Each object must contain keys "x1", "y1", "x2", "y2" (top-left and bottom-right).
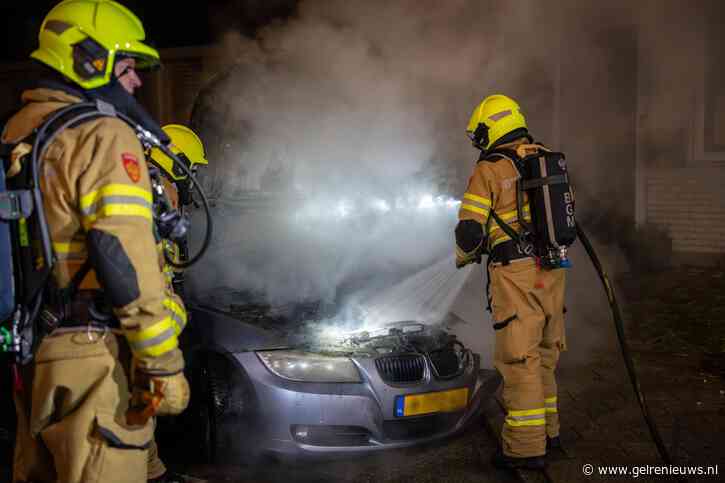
[
  {"x1": 195, "y1": 357, "x2": 218, "y2": 464},
  {"x1": 191, "y1": 352, "x2": 257, "y2": 464}
]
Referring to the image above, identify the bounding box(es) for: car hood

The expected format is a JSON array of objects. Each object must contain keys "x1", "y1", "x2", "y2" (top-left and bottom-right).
[{"x1": 187, "y1": 287, "x2": 464, "y2": 357}]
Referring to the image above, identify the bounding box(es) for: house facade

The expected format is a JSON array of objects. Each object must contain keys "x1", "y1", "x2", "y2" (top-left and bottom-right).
[{"x1": 1, "y1": 2, "x2": 723, "y2": 265}]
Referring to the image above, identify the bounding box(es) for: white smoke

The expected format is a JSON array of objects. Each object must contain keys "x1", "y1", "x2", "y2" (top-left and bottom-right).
[
  {"x1": 187, "y1": 0, "x2": 649, "y2": 342},
  {"x1": 189, "y1": 0, "x2": 563, "y2": 309}
]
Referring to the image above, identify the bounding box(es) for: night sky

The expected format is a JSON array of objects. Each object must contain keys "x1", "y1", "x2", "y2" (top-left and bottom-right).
[{"x1": 0, "y1": 0, "x2": 298, "y2": 62}]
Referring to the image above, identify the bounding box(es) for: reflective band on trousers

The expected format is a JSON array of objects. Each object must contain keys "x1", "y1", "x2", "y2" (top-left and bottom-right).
[
  {"x1": 80, "y1": 184, "x2": 153, "y2": 229},
  {"x1": 53, "y1": 240, "x2": 86, "y2": 260},
  {"x1": 124, "y1": 316, "x2": 178, "y2": 358},
  {"x1": 545, "y1": 396, "x2": 558, "y2": 414},
  {"x1": 163, "y1": 298, "x2": 187, "y2": 335},
  {"x1": 505, "y1": 408, "x2": 546, "y2": 427}
]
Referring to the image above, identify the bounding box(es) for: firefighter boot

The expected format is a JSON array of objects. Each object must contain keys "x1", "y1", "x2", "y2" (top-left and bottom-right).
[
  {"x1": 546, "y1": 435, "x2": 572, "y2": 460},
  {"x1": 491, "y1": 448, "x2": 546, "y2": 471},
  {"x1": 546, "y1": 435, "x2": 561, "y2": 450}
]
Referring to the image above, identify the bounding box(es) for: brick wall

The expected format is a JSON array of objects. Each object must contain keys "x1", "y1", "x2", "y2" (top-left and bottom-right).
[
  {"x1": 647, "y1": 168, "x2": 725, "y2": 254},
  {"x1": 142, "y1": 46, "x2": 214, "y2": 125},
  {"x1": 636, "y1": 2, "x2": 725, "y2": 262}
]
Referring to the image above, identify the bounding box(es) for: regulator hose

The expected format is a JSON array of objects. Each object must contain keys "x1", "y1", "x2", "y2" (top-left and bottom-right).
[
  {"x1": 147, "y1": 143, "x2": 213, "y2": 269},
  {"x1": 576, "y1": 224, "x2": 674, "y2": 467},
  {"x1": 30, "y1": 101, "x2": 214, "y2": 270},
  {"x1": 117, "y1": 115, "x2": 214, "y2": 269}
]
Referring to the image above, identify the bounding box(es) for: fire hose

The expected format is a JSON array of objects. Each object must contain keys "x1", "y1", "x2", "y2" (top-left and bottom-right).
[{"x1": 576, "y1": 224, "x2": 677, "y2": 471}]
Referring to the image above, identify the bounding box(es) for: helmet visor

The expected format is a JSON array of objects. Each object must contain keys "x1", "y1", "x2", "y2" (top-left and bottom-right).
[{"x1": 117, "y1": 39, "x2": 160, "y2": 70}]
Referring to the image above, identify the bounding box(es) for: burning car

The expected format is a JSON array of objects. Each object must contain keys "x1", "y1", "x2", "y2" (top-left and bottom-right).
[{"x1": 163, "y1": 287, "x2": 500, "y2": 463}]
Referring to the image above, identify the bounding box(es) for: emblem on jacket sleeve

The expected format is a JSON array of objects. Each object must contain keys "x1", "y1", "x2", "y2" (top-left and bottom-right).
[
  {"x1": 122, "y1": 153, "x2": 141, "y2": 183},
  {"x1": 501, "y1": 177, "x2": 517, "y2": 190}
]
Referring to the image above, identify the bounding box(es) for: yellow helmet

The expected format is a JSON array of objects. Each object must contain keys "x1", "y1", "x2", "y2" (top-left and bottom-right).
[
  {"x1": 150, "y1": 125, "x2": 208, "y2": 181},
  {"x1": 31, "y1": 0, "x2": 160, "y2": 90},
  {"x1": 466, "y1": 94, "x2": 528, "y2": 151}
]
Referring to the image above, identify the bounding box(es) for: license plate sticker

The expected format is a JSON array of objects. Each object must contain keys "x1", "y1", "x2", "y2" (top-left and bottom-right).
[{"x1": 395, "y1": 387, "x2": 469, "y2": 417}]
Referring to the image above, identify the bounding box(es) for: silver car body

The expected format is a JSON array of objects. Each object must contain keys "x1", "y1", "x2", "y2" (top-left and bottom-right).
[{"x1": 188, "y1": 300, "x2": 500, "y2": 458}]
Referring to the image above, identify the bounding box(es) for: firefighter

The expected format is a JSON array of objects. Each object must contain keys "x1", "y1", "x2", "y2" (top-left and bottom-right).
[
  {"x1": 455, "y1": 94, "x2": 567, "y2": 470},
  {"x1": 3, "y1": 1, "x2": 189, "y2": 481},
  {"x1": 149, "y1": 124, "x2": 209, "y2": 296},
  {"x1": 145, "y1": 125, "x2": 207, "y2": 483}
]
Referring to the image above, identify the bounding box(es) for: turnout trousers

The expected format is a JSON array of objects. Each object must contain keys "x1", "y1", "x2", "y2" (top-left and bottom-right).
[
  {"x1": 146, "y1": 432, "x2": 166, "y2": 480},
  {"x1": 489, "y1": 258, "x2": 567, "y2": 458},
  {"x1": 13, "y1": 331, "x2": 153, "y2": 483}
]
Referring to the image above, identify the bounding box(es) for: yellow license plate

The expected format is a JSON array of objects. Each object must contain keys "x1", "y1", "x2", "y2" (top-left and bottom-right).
[{"x1": 395, "y1": 387, "x2": 469, "y2": 417}]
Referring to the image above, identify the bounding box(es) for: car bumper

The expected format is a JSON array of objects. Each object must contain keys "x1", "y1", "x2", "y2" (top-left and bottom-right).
[{"x1": 233, "y1": 351, "x2": 501, "y2": 458}]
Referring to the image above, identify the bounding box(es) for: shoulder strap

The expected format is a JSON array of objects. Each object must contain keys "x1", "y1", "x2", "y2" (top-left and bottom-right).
[
  {"x1": 489, "y1": 209, "x2": 517, "y2": 240},
  {"x1": 30, "y1": 101, "x2": 117, "y2": 267},
  {"x1": 480, "y1": 148, "x2": 535, "y2": 253}
]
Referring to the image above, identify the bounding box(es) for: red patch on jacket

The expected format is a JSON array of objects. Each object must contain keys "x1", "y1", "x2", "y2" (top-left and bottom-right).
[{"x1": 122, "y1": 153, "x2": 141, "y2": 183}]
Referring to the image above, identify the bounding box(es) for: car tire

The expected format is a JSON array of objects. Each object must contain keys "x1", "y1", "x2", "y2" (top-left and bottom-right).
[{"x1": 190, "y1": 351, "x2": 258, "y2": 465}]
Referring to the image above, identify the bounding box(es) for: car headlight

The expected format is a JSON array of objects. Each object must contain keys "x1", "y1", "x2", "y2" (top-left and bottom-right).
[{"x1": 256, "y1": 350, "x2": 362, "y2": 383}]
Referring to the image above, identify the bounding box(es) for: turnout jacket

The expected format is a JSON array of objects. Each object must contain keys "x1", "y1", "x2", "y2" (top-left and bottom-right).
[
  {"x1": 457, "y1": 140, "x2": 537, "y2": 253},
  {"x1": 1, "y1": 88, "x2": 186, "y2": 374}
]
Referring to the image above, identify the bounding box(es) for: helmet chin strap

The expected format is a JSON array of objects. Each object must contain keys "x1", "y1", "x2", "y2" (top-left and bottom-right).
[{"x1": 116, "y1": 65, "x2": 134, "y2": 79}]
